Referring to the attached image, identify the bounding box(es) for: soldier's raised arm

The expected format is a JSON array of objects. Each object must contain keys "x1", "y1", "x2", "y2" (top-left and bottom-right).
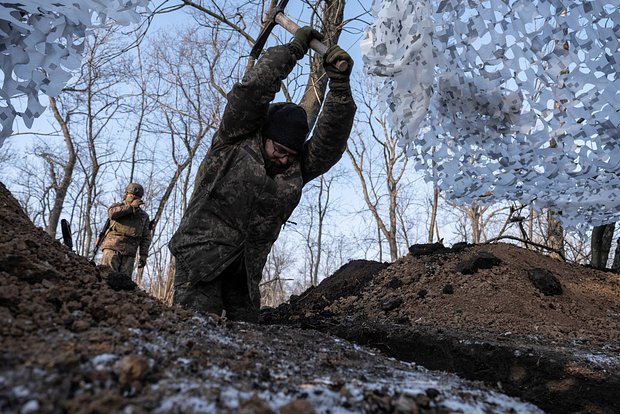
[
  {"x1": 302, "y1": 45, "x2": 356, "y2": 183},
  {"x1": 216, "y1": 28, "x2": 323, "y2": 146}
]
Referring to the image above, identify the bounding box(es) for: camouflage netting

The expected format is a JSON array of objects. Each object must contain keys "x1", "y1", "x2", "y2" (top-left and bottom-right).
[
  {"x1": 362, "y1": 0, "x2": 620, "y2": 229},
  {"x1": 0, "y1": 0, "x2": 149, "y2": 145}
]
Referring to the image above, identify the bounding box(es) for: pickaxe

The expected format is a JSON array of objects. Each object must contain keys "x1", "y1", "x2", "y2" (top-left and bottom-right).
[{"x1": 250, "y1": 0, "x2": 348, "y2": 72}]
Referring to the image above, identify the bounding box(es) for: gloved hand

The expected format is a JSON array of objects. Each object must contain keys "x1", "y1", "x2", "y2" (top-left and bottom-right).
[
  {"x1": 323, "y1": 45, "x2": 354, "y2": 91},
  {"x1": 138, "y1": 256, "x2": 147, "y2": 268},
  {"x1": 130, "y1": 198, "x2": 144, "y2": 208},
  {"x1": 290, "y1": 26, "x2": 324, "y2": 59}
]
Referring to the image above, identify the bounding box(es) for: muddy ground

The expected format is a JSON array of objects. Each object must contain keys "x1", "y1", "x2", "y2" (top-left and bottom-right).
[{"x1": 1, "y1": 181, "x2": 619, "y2": 413}]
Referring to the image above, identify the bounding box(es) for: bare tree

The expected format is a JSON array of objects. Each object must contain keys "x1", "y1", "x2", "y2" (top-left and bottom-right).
[
  {"x1": 35, "y1": 97, "x2": 78, "y2": 238},
  {"x1": 446, "y1": 200, "x2": 512, "y2": 244},
  {"x1": 346, "y1": 78, "x2": 413, "y2": 261},
  {"x1": 0, "y1": 142, "x2": 11, "y2": 164},
  {"x1": 294, "y1": 171, "x2": 344, "y2": 286},
  {"x1": 2, "y1": 26, "x2": 132, "y2": 254},
  {"x1": 7, "y1": 150, "x2": 51, "y2": 227},
  {"x1": 428, "y1": 186, "x2": 440, "y2": 243},
  {"x1": 51, "y1": 27, "x2": 139, "y2": 257},
  {"x1": 261, "y1": 239, "x2": 295, "y2": 307},
  {"x1": 563, "y1": 231, "x2": 590, "y2": 265}
]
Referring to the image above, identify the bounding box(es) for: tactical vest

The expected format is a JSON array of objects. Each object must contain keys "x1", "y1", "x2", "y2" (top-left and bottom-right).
[{"x1": 102, "y1": 204, "x2": 150, "y2": 256}]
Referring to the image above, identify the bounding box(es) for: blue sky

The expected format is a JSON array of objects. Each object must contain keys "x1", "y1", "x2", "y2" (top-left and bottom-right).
[
  {"x1": 4, "y1": 1, "x2": 370, "y2": 147},
  {"x1": 147, "y1": 0, "x2": 369, "y2": 73}
]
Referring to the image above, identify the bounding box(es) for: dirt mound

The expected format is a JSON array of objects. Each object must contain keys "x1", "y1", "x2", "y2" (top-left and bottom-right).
[
  {"x1": 0, "y1": 182, "x2": 545, "y2": 413},
  {"x1": 264, "y1": 242, "x2": 620, "y2": 413},
  {"x1": 293, "y1": 259, "x2": 390, "y2": 305},
  {"x1": 262, "y1": 259, "x2": 389, "y2": 328}
]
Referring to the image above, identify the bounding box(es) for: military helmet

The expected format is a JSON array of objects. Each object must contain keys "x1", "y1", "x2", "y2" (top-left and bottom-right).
[{"x1": 125, "y1": 182, "x2": 144, "y2": 198}]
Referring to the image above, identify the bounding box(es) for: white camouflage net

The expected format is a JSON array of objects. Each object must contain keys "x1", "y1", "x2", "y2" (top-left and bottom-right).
[
  {"x1": 361, "y1": 0, "x2": 620, "y2": 229},
  {"x1": 0, "y1": 0, "x2": 148, "y2": 146}
]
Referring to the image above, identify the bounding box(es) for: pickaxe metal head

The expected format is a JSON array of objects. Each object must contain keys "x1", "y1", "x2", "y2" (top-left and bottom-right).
[{"x1": 250, "y1": 0, "x2": 290, "y2": 60}]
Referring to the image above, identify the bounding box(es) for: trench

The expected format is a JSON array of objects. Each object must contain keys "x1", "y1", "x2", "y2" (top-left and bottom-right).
[
  {"x1": 324, "y1": 320, "x2": 620, "y2": 414},
  {"x1": 260, "y1": 256, "x2": 620, "y2": 413}
]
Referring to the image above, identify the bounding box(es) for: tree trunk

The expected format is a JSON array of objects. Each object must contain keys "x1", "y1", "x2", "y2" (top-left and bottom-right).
[
  {"x1": 591, "y1": 223, "x2": 615, "y2": 269},
  {"x1": 470, "y1": 203, "x2": 481, "y2": 244},
  {"x1": 547, "y1": 210, "x2": 565, "y2": 260},
  {"x1": 163, "y1": 257, "x2": 176, "y2": 305},
  {"x1": 612, "y1": 237, "x2": 620, "y2": 272},
  {"x1": 428, "y1": 186, "x2": 439, "y2": 243},
  {"x1": 45, "y1": 97, "x2": 77, "y2": 238},
  {"x1": 135, "y1": 265, "x2": 144, "y2": 287},
  {"x1": 300, "y1": 0, "x2": 346, "y2": 126}
]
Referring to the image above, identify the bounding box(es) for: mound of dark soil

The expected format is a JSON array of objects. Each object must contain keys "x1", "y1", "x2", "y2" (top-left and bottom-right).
[
  {"x1": 264, "y1": 243, "x2": 620, "y2": 413},
  {"x1": 264, "y1": 259, "x2": 389, "y2": 328},
  {"x1": 0, "y1": 182, "x2": 544, "y2": 413}
]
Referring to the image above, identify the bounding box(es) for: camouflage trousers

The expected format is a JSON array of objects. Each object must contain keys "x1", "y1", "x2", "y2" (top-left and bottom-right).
[
  {"x1": 172, "y1": 254, "x2": 259, "y2": 322},
  {"x1": 101, "y1": 249, "x2": 135, "y2": 277}
]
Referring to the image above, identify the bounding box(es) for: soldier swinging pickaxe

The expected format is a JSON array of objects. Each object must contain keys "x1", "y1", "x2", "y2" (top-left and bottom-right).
[{"x1": 250, "y1": 0, "x2": 349, "y2": 72}]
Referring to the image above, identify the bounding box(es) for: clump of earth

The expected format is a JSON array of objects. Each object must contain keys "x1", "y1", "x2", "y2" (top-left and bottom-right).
[{"x1": 1, "y1": 181, "x2": 618, "y2": 413}]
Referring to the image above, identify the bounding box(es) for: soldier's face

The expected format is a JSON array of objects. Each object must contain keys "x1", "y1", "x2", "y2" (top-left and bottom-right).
[{"x1": 265, "y1": 139, "x2": 298, "y2": 166}]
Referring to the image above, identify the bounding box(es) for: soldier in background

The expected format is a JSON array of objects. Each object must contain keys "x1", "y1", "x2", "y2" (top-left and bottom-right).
[{"x1": 100, "y1": 183, "x2": 152, "y2": 278}]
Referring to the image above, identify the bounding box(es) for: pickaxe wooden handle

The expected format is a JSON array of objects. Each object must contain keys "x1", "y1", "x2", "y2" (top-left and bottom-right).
[
  {"x1": 250, "y1": 0, "x2": 349, "y2": 73},
  {"x1": 273, "y1": 13, "x2": 349, "y2": 73}
]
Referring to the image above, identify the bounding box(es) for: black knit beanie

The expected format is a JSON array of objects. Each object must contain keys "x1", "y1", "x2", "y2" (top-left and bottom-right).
[{"x1": 263, "y1": 102, "x2": 309, "y2": 153}]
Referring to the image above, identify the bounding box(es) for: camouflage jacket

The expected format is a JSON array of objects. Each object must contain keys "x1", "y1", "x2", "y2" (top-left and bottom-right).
[
  {"x1": 169, "y1": 44, "x2": 356, "y2": 301},
  {"x1": 101, "y1": 202, "x2": 152, "y2": 258}
]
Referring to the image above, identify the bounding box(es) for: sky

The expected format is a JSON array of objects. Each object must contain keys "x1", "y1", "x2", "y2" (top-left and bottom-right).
[
  {"x1": 3, "y1": 1, "x2": 368, "y2": 151},
  {"x1": 4, "y1": 0, "x2": 370, "y2": 153},
  {"x1": 147, "y1": 0, "x2": 369, "y2": 71}
]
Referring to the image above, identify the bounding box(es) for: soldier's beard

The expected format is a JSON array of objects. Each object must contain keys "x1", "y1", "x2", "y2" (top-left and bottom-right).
[{"x1": 264, "y1": 159, "x2": 289, "y2": 177}]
